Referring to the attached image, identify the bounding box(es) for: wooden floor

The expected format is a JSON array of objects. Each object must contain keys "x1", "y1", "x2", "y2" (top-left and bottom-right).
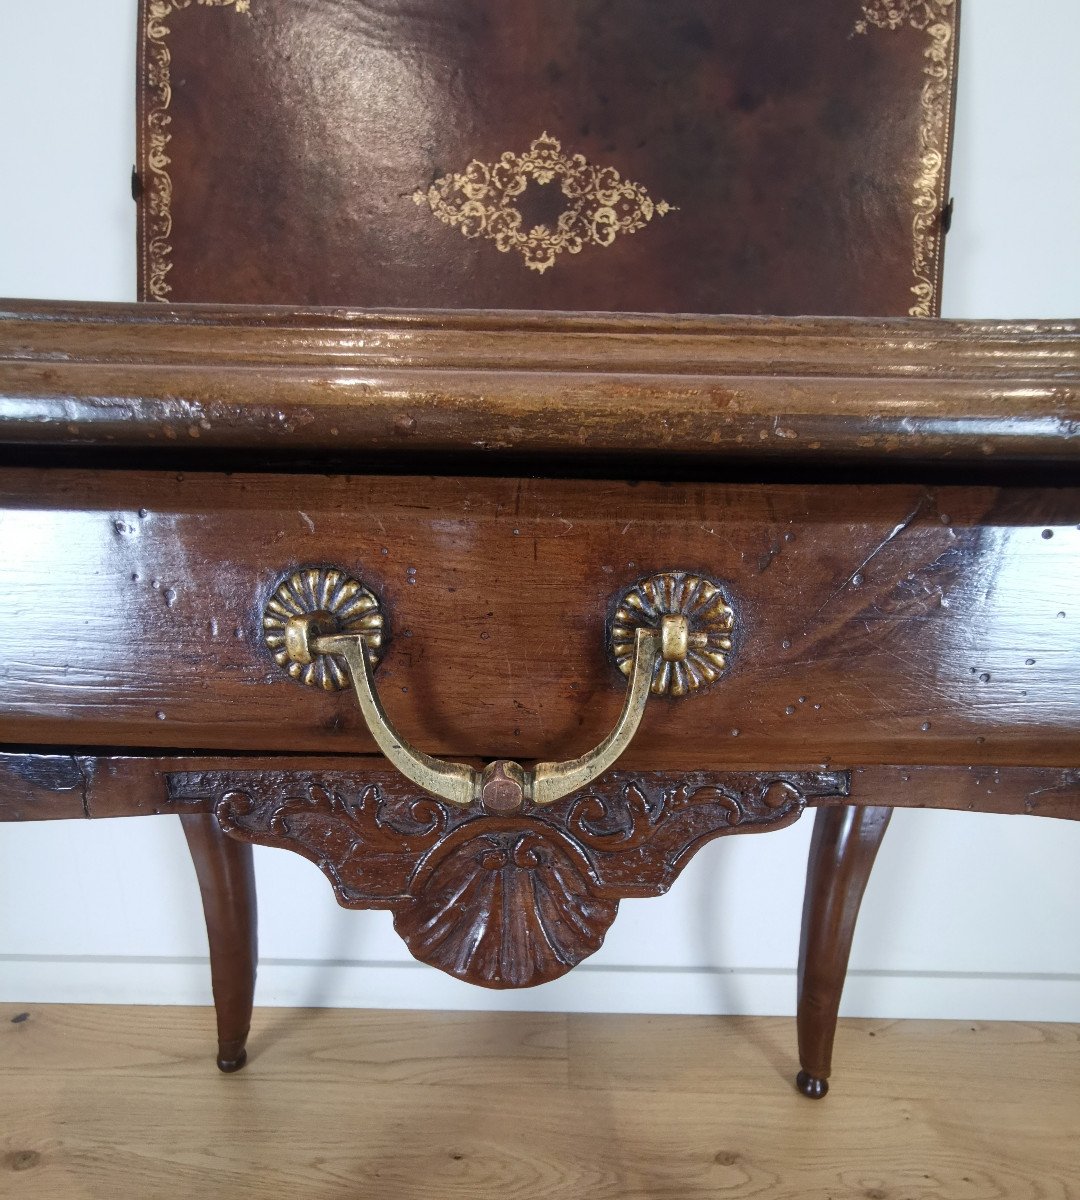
[{"x1": 1, "y1": 1006, "x2": 1077, "y2": 1199}]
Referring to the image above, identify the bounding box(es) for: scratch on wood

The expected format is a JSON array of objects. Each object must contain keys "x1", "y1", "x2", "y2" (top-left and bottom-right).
[
  {"x1": 1022, "y1": 772, "x2": 1080, "y2": 809},
  {"x1": 808, "y1": 495, "x2": 931, "y2": 624},
  {"x1": 757, "y1": 544, "x2": 781, "y2": 574}
]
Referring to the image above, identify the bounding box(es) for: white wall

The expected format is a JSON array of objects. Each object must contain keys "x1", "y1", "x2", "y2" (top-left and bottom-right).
[{"x1": 1, "y1": 0, "x2": 1078, "y2": 1021}]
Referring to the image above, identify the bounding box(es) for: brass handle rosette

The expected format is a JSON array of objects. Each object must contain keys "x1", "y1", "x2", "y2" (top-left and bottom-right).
[{"x1": 265, "y1": 569, "x2": 735, "y2": 814}]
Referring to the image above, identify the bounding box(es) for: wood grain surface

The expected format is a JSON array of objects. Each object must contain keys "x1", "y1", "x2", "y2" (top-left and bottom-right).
[
  {"x1": 4, "y1": 754, "x2": 1078, "y2": 824},
  {"x1": 1, "y1": 470, "x2": 1078, "y2": 765},
  {"x1": 1, "y1": 301, "x2": 1077, "y2": 464},
  {"x1": 2, "y1": 1005, "x2": 1077, "y2": 1199}
]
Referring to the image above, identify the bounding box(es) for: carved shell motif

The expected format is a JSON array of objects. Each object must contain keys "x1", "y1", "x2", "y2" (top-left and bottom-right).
[
  {"x1": 169, "y1": 769, "x2": 849, "y2": 990},
  {"x1": 393, "y1": 824, "x2": 619, "y2": 988},
  {"x1": 612, "y1": 572, "x2": 735, "y2": 696},
  {"x1": 263, "y1": 567, "x2": 384, "y2": 691}
]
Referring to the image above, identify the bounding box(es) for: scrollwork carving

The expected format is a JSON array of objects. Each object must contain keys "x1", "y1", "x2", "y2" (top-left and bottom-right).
[{"x1": 169, "y1": 767, "x2": 848, "y2": 989}]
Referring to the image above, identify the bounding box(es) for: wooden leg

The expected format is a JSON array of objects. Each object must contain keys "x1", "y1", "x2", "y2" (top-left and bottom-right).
[
  {"x1": 179, "y1": 813, "x2": 258, "y2": 1073},
  {"x1": 796, "y1": 804, "x2": 892, "y2": 1099}
]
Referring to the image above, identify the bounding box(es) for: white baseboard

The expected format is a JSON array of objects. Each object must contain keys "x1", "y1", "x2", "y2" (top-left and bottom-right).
[{"x1": 3, "y1": 957, "x2": 1079, "y2": 1023}]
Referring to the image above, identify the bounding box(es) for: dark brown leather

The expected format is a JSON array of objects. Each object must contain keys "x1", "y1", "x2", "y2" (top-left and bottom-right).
[{"x1": 137, "y1": 0, "x2": 959, "y2": 316}]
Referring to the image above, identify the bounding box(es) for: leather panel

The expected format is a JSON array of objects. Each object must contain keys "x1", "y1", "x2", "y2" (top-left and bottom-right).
[{"x1": 137, "y1": 0, "x2": 960, "y2": 316}]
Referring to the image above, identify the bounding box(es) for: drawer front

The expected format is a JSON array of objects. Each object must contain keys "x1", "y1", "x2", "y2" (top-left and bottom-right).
[{"x1": 1, "y1": 470, "x2": 1078, "y2": 768}]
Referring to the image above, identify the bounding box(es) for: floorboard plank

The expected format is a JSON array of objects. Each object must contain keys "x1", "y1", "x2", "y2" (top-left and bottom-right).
[{"x1": 2, "y1": 1005, "x2": 1077, "y2": 1199}]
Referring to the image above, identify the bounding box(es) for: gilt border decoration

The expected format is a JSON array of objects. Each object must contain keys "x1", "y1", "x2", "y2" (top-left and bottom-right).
[
  {"x1": 140, "y1": 0, "x2": 253, "y2": 302},
  {"x1": 855, "y1": 0, "x2": 958, "y2": 316}
]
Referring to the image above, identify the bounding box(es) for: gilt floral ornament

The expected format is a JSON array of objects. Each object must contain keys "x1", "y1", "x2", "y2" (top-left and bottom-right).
[
  {"x1": 854, "y1": 0, "x2": 954, "y2": 34},
  {"x1": 413, "y1": 132, "x2": 675, "y2": 274}
]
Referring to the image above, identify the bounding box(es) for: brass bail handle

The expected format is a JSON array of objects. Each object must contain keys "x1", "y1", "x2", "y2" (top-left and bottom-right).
[{"x1": 265, "y1": 569, "x2": 735, "y2": 813}]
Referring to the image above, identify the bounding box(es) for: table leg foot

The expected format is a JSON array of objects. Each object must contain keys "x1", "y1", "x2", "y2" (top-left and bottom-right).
[
  {"x1": 216, "y1": 1045, "x2": 249, "y2": 1073},
  {"x1": 795, "y1": 1070, "x2": 829, "y2": 1099}
]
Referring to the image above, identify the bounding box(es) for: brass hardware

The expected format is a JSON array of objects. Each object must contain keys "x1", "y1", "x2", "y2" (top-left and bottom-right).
[
  {"x1": 263, "y1": 568, "x2": 384, "y2": 690},
  {"x1": 478, "y1": 760, "x2": 528, "y2": 815},
  {"x1": 267, "y1": 570, "x2": 732, "y2": 808},
  {"x1": 314, "y1": 632, "x2": 477, "y2": 807},
  {"x1": 530, "y1": 624, "x2": 662, "y2": 807},
  {"x1": 612, "y1": 573, "x2": 735, "y2": 696},
  {"x1": 661, "y1": 613, "x2": 698, "y2": 662},
  {"x1": 284, "y1": 613, "x2": 331, "y2": 665},
  {"x1": 313, "y1": 623, "x2": 665, "y2": 809}
]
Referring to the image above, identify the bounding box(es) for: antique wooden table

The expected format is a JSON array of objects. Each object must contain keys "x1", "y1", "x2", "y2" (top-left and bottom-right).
[{"x1": 1, "y1": 300, "x2": 1077, "y2": 1096}]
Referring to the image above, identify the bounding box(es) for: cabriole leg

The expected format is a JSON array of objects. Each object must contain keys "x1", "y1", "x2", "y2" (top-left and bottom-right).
[
  {"x1": 179, "y1": 813, "x2": 258, "y2": 1072},
  {"x1": 796, "y1": 804, "x2": 891, "y2": 1098}
]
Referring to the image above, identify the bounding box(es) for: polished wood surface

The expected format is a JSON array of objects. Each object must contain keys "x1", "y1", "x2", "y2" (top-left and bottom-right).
[
  {"x1": 169, "y1": 766, "x2": 844, "y2": 988},
  {"x1": 179, "y1": 814, "x2": 257, "y2": 1072},
  {"x1": 1, "y1": 469, "x2": 1077, "y2": 765},
  {"x1": 796, "y1": 805, "x2": 892, "y2": 1098},
  {"x1": 4, "y1": 1006, "x2": 1079, "y2": 1199},
  {"x1": 1, "y1": 301, "x2": 1077, "y2": 1094},
  {"x1": 1, "y1": 302, "x2": 1077, "y2": 464},
  {"x1": 4, "y1": 754, "x2": 1077, "y2": 823}
]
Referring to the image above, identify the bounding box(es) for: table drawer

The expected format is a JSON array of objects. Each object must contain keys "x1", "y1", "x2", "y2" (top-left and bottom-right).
[{"x1": 1, "y1": 469, "x2": 1078, "y2": 768}]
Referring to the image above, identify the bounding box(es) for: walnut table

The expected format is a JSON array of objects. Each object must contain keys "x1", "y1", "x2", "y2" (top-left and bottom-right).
[{"x1": 1, "y1": 300, "x2": 1077, "y2": 1094}]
